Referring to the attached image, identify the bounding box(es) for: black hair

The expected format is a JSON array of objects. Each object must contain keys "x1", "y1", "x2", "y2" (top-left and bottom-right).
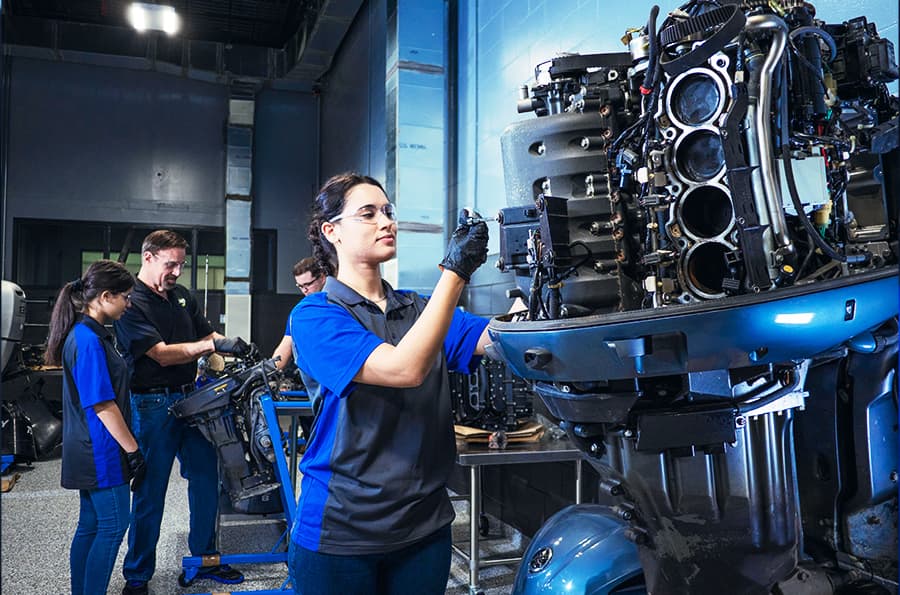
[
  {"x1": 307, "y1": 172, "x2": 386, "y2": 277},
  {"x1": 44, "y1": 260, "x2": 134, "y2": 366}
]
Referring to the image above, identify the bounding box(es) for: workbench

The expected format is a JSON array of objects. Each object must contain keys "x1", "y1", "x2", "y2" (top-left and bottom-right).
[{"x1": 452, "y1": 435, "x2": 584, "y2": 595}]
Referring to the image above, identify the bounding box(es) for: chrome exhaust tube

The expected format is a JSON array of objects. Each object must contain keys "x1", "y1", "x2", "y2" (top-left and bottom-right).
[{"x1": 745, "y1": 14, "x2": 793, "y2": 257}]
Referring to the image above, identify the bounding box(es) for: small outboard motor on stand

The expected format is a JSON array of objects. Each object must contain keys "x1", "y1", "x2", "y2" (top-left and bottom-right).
[{"x1": 171, "y1": 349, "x2": 285, "y2": 506}]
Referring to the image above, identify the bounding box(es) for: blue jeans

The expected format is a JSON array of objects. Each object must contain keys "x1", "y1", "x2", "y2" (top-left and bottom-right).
[
  {"x1": 70, "y1": 483, "x2": 131, "y2": 595},
  {"x1": 123, "y1": 391, "x2": 220, "y2": 582},
  {"x1": 288, "y1": 524, "x2": 452, "y2": 595}
]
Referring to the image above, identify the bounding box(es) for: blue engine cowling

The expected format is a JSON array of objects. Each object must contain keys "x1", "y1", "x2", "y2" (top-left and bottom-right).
[{"x1": 513, "y1": 504, "x2": 644, "y2": 594}]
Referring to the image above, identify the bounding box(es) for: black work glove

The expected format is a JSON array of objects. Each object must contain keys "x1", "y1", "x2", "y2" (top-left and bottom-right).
[
  {"x1": 214, "y1": 336, "x2": 250, "y2": 356},
  {"x1": 126, "y1": 449, "x2": 146, "y2": 492},
  {"x1": 439, "y1": 209, "x2": 489, "y2": 282}
]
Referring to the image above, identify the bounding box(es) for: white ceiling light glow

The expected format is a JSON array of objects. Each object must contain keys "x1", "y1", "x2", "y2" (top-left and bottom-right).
[{"x1": 127, "y1": 3, "x2": 180, "y2": 35}]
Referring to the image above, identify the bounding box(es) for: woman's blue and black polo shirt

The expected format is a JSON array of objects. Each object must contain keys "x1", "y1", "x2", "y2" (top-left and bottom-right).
[
  {"x1": 288, "y1": 277, "x2": 488, "y2": 555},
  {"x1": 60, "y1": 316, "x2": 133, "y2": 490}
]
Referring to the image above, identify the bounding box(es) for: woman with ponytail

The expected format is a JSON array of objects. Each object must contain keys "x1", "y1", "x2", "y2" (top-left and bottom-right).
[
  {"x1": 286, "y1": 172, "x2": 491, "y2": 594},
  {"x1": 45, "y1": 259, "x2": 146, "y2": 595}
]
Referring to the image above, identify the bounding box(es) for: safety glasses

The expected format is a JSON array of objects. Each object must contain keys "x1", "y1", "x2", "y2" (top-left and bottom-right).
[{"x1": 328, "y1": 203, "x2": 397, "y2": 225}]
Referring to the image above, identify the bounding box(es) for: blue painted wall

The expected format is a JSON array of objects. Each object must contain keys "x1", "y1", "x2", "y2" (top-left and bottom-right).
[
  {"x1": 390, "y1": 0, "x2": 449, "y2": 294},
  {"x1": 319, "y1": 0, "x2": 388, "y2": 183},
  {"x1": 253, "y1": 87, "x2": 319, "y2": 293}
]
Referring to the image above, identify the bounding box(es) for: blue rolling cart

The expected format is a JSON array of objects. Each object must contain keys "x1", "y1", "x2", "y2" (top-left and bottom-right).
[{"x1": 183, "y1": 394, "x2": 311, "y2": 595}]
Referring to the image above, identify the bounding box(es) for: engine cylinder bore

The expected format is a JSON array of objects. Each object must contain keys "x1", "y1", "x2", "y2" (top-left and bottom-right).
[
  {"x1": 678, "y1": 184, "x2": 734, "y2": 240},
  {"x1": 666, "y1": 68, "x2": 726, "y2": 128},
  {"x1": 673, "y1": 127, "x2": 725, "y2": 183},
  {"x1": 683, "y1": 240, "x2": 732, "y2": 299}
]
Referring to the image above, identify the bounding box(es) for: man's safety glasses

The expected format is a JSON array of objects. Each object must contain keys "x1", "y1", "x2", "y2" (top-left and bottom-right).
[
  {"x1": 295, "y1": 277, "x2": 323, "y2": 292},
  {"x1": 153, "y1": 254, "x2": 188, "y2": 272}
]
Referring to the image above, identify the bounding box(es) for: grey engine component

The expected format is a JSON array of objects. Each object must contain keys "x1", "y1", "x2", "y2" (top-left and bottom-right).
[
  {"x1": 1, "y1": 281, "x2": 27, "y2": 375},
  {"x1": 490, "y1": 2, "x2": 898, "y2": 594}
]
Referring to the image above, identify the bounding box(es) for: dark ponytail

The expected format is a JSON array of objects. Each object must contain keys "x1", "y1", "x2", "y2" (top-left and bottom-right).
[
  {"x1": 307, "y1": 172, "x2": 386, "y2": 277},
  {"x1": 44, "y1": 260, "x2": 134, "y2": 366}
]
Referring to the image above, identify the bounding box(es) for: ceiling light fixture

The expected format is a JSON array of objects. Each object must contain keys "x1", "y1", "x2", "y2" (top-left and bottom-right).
[{"x1": 127, "y1": 2, "x2": 180, "y2": 35}]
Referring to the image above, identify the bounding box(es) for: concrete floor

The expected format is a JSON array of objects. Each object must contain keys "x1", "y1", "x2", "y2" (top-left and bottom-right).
[{"x1": 1, "y1": 457, "x2": 521, "y2": 594}]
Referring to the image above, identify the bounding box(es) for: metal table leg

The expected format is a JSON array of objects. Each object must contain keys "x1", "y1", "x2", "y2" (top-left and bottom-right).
[
  {"x1": 469, "y1": 464, "x2": 481, "y2": 595},
  {"x1": 289, "y1": 416, "x2": 299, "y2": 492},
  {"x1": 575, "y1": 457, "x2": 583, "y2": 504}
]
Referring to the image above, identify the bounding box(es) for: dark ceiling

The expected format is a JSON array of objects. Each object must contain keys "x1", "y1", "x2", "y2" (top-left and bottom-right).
[
  {"x1": 1, "y1": 0, "x2": 364, "y2": 83},
  {"x1": 4, "y1": 0, "x2": 311, "y2": 48}
]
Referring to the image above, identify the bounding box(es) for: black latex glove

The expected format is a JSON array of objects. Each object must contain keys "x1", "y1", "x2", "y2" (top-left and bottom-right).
[
  {"x1": 214, "y1": 336, "x2": 250, "y2": 355},
  {"x1": 126, "y1": 449, "x2": 146, "y2": 492},
  {"x1": 439, "y1": 209, "x2": 489, "y2": 282}
]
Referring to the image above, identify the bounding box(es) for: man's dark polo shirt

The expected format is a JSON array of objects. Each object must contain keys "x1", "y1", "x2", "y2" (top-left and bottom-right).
[{"x1": 114, "y1": 279, "x2": 214, "y2": 391}]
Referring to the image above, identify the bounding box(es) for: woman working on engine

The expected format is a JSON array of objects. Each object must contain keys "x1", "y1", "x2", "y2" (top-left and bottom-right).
[{"x1": 286, "y1": 172, "x2": 491, "y2": 594}]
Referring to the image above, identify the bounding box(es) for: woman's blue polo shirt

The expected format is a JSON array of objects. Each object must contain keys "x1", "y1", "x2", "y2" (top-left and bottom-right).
[
  {"x1": 288, "y1": 277, "x2": 487, "y2": 554},
  {"x1": 60, "y1": 316, "x2": 132, "y2": 490}
]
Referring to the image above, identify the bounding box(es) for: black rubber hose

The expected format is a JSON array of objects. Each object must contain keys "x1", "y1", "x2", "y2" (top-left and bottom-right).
[
  {"x1": 789, "y1": 26, "x2": 837, "y2": 63},
  {"x1": 610, "y1": 112, "x2": 649, "y2": 153},
  {"x1": 735, "y1": 366, "x2": 803, "y2": 415},
  {"x1": 642, "y1": 5, "x2": 661, "y2": 93},
  {"x1": 872, "y1": 318, "x2": 899, "y2": 352},
  {"x1": 554, "y1": 241, "x2": 593, "y2": 282},
  {"x1": 235, "y1": 366, "x2": 265, "y2": 404},
  {"x1": 260, "y1": 358, "x2": 278, "y2": 399}
]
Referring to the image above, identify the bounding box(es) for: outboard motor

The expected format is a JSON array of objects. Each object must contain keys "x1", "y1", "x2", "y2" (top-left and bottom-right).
[
  {"x1": 491, "y1": 2, "x2": 898, "y2": 593},
  {"x1": 514, "y1": 504, "x2": 644, "y2": 594},
  {"x1": 1, "y1": 280, "x2": 63, "y2": 462},
  {"x1": 1, "y1": 281, "x2": 27, "y2": 375},
  {"x1": 171, "y1": 351, "x2": 284, "y2": 505}
]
